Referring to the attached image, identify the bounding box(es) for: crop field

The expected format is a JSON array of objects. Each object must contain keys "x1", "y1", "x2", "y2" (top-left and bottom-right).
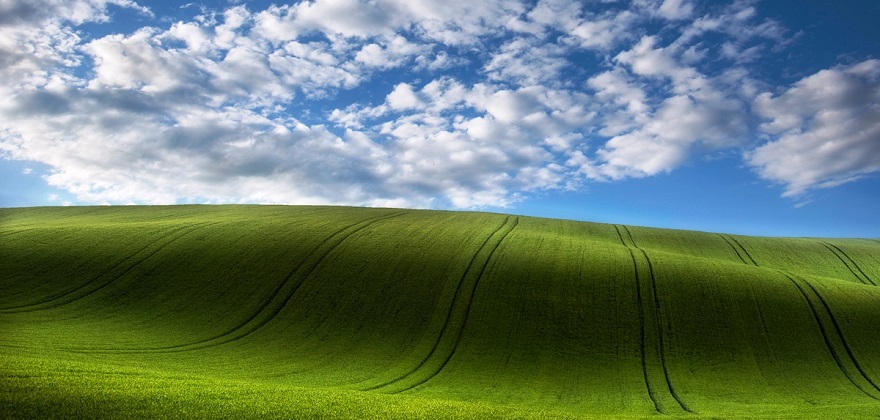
[{"x1": 2, "y1": 205, "x2": 880, "y2": 419}]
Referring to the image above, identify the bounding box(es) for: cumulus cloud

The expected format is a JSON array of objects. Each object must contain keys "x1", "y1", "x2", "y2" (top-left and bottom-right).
[
  {"x1": 579, "y1": 20, "x2": 752, "y2": 180},
  {"x1": 386, "y1": 83, "x2": 423, "y2": 111},
  {"x1": 253, "y1": 0, "x2": 526, "y2": 44},
  {"x1": 657, "y1": 0, "x2": 694, "y2": 20},
  {"x1": 0, "y1": 0, "x2": 150, "y2": 27},
  {"x1": 582, "y1": 89, "x2": 747, "y2": 179},
  {"x1": 748, "y1": 60, "x2": 880, "y2": 197},
  {"x1": 483, "y1": 37, "x2": 572, "y2": 87},
  {"x1": 0, "y1": 0, "x2": 874, "y2": 209}
]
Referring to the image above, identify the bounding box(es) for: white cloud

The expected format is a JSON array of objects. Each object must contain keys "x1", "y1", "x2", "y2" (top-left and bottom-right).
[
  {"x1": 396, "y1": 0, "x2": 528, "y2": 45},
  {"x1": 0, "y1": 0, "x2": 874, "y2": 210},
  {"x1": 749, "y1": 60, "x2": 880, "y2": 197},
  {"x1": 354, "y1": 36, "x2": 427, "y2": 69},
  {"x1": 255, "y1": 0, "x2": 526, "y2": 45},
  {"x1": 483, "y1": 38, "x2": 572, "y2": 87},
  {"x1": 293, "y1": 0, "x2": 403, "y2": 38},
  {"x1": 386, "y1": 83, "x2": 423, "y2": 111},
  {"x1": 86, "y1": 29, "x2": 202, "y2": 94},
  {"x1": 166, "y1": 21, "x2": 211, "y2": 52},
  {"x1": 0, "y1": 0, "x2": 150, "y2": 27},
  {"x1": 584, "y1": 89, "x2": 747, "y2": 179},
  {"x1": 527, "y1": 0, "x2": 583, "y2": 32},
  {"x1": 324, "y1": 78, "x2": 594, "y2": 208},
  {"x1": 414, "y1": 50, "x2": 466, "y2": 71},
  {"x1": 269, "y1": 44, "x2": 360, "y2": 97},
  {"x1": 578, "y1": 25, "x2": 751, "y2": 181},
  {"x1": 567, "y1": 11, "x2": 637, "y2": 51},
  {"x1": 1, "y1": 89, "x2": 398, "y2": 205},
  {"x1": 657, "y1": 0, "x2": 694, "y2": 20},
  {"x1": 615, "y1": 36, "x2": 702, "y2": 88}
]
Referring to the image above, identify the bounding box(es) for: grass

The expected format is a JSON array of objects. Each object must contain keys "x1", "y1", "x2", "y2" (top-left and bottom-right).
[{"x1": 1, "y1": 204, "x2": 879, "y2": 418}]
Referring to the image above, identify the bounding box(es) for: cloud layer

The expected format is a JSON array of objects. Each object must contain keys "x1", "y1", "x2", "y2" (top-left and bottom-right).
[{"x1": 1, "y1": 0, "x2": 878, "y2": 207}]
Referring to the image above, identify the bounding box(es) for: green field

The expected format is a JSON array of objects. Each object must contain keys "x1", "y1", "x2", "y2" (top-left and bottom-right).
[{"x1": 2, "y1": 205, "x2": 880, "y2": 419}]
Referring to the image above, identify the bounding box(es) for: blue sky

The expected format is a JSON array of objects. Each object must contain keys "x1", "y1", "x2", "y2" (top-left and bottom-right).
[{"x1": 0, "y1": 0, "x2": 878, "y2": 237}]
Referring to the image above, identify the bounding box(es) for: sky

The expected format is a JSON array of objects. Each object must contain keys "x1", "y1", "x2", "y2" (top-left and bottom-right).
[{"x1": 0, "y1": 0, "x2": 878, "y2": 237}]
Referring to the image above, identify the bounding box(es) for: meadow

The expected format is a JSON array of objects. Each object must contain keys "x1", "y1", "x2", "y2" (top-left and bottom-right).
[{"x1": 1, "y1": 205, "x2": 879, "y2": 419}]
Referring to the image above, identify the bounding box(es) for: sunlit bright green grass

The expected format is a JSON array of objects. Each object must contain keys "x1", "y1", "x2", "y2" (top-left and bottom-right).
[{"x1": 2, "y1": 205, "x2": 880, "y2": 419}]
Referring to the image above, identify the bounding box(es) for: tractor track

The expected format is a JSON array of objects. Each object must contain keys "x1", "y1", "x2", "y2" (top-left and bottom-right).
[
  {"x1": 819, "y1": 242, "x2": 876, "y2": 286},
  {"x1": 0, "y1": 223, "x2": 219, "y2": 313},
  {"x1": 785, "y1": 274, "x2": 880, "y2": 400},
  {"x1": 617, "y1": 225, "x2": 693, "y2": 414},
  {"x1": 623, "y1": 226, "x2": 693, "y2": 414},
  {"x1": 134, "y1": 211, "x2": 406, "y2": 352},
  {"x1": 801, "y1": 278, "x2": 880, "y2": 394},
  {"x1": 724, "y1": 234, "x2": 758, "y2": 266},
  {"x1": 719, "y1": 234, "x2": 748, "y2": 265},
  {"x1": 364, "y1": 216, "x2": 518, "y2": 393},
  {"x1": 0, "y1": 227, "x2": 39, "y2": 240},
  {"x1": 614, "y1": 225, "x2": 660, "y2": 413}
]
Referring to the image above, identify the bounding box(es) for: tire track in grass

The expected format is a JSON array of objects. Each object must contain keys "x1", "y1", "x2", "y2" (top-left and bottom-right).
[
  {"x1": 364, "y1": 216, "x2": 518, "y2": 393},
  {"x1": 785, "y1": 274, "x2": 880, "y2": 400},
  {"x1": 140, "y1": 211, "x2": 406, "y2": 352},
  {"x1": 619, "y1": 225, "x2": 693, "y2": 414},
  {"x1": 0, "y1": 228, "x2": 38, "y2": 240},
  {"x1": 801, "y1": 278, "x2": 880, "y2": 395},
  {"x1": 719, "y1": 234, "x2": 748, "y2": 265},
  {"x1": 819, "y1": 242, "x2": 876, "y2": 286},
  {"x1": 0, "y1": 223, "x2": 218, "y2": 313},
  {"x1": 730, "y1": 239, "x2": 797, "y2": 398},
  {"x1": 730, "y1": 236, "x2": 831, "y2": 400},
  {"x1": 724, "y1": 235, "x2": 759, "y2": 266},
  {"x1": 614, "y1": 225, "x2": 660, "y2": 413},
  {"x1": 625, "y1": 226, "x2": 694, "y2": 414}
]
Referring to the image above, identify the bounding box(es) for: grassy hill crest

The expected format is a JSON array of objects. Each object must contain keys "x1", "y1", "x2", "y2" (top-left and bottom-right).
[{"x1": 2, "y1": 205, "x2": 880, "y2": 419}]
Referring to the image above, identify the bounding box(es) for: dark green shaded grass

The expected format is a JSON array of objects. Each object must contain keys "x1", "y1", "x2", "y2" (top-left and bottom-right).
[{"x1": 2, "y1": 205, "x2": 880, "y2": 418}]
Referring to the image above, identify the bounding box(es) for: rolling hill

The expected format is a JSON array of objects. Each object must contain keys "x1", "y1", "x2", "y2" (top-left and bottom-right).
[{"x1": 2, "y1": 205, "x2": 879, "y2": 419}]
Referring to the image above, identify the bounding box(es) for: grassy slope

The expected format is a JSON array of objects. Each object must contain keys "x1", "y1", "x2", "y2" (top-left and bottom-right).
[{"x1": 1, "y1": 205, "x2": 879, "y2": 419}]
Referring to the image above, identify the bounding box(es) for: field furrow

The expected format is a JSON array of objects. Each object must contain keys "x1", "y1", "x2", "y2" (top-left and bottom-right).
[
  {"x1": 786, "y1": 274, "x2": 880, "y2": 400},
  {"x1": 820, "y1": 242, "x2": 877, "y2": 286},
  {"x1": 144, "y1": 211, "x2": 406, "y2": 352},
  {"x1": 0, "y1": 222, "x2": 218, "y2": 313},
  {"x1": 0, "y1": 228, "x2": 38, "y2": 240},
  {"x1": 366, "y1": 216, "x2": 519, "y2": 393},
  {"x1": 727, "y1": 235, "x2": 759, "y2": 266},
  {"x1": 2, "y1": 206, "x2": 880, "y2": 419},
  {"x1": 616, "y1": 225, "x2": 693, "y2": 414},
  {"x1": 614, "y1": 225, "x2": 659, "y2": 413},
  {"x1": 719, "y1": 234, "x2": 749, "y2": 265},
  {"x1": 801, "y1": 279, "x2": 880, "y2": 393}
]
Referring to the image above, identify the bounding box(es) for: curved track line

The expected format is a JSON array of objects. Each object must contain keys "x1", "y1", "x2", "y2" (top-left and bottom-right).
[
  {"x1": 640, "y1": 248, "x2": 692, "y2": 414},
  {"x1": 142, "y1": 211, "x2": 406, "y2": 352},
  {"x1": 361, "y1": 217, "x2": 512, "y2": 390},
  {"x1": 719, "y1": 234, "x2": 748, "y2": 265},
  {"x1": 622, "y1": 226, "x2": 693, "y2": 414},
  {"x1": 819, "y1": 242, "x2": 876, "y2": 286},
  {"x1": 0, "y1": 223, "x2": 216, "y2": 313},
  {"x1": 0, "y1": 224, "x2": 198, "y2": 311},
  {"x1": 614, "y1": 225, "x2": 660, "y2": 413},
  {"x1": 0, "y1": 227, "x2": 38, "y2": 240},
  {"x1": 727, "y1": 235, "x2": 758, "y2": 266},
  {"x1": 801, "y1": 278, "x2": 880, "y2": 393},
  {"x1": 398, "y1": 217, "x2": 518, "y2": 393},
  {"x1": 364, "y1": 217, "x2": 518, "y2": 393},
  {"x1": 785, "y1": 274, "x2": 880, "y2": 400}
]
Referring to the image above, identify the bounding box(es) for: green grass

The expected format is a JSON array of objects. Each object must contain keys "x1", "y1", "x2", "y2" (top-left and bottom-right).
[{"x1": 1, "y1": 205, "x2": 879, "y2": 418}]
